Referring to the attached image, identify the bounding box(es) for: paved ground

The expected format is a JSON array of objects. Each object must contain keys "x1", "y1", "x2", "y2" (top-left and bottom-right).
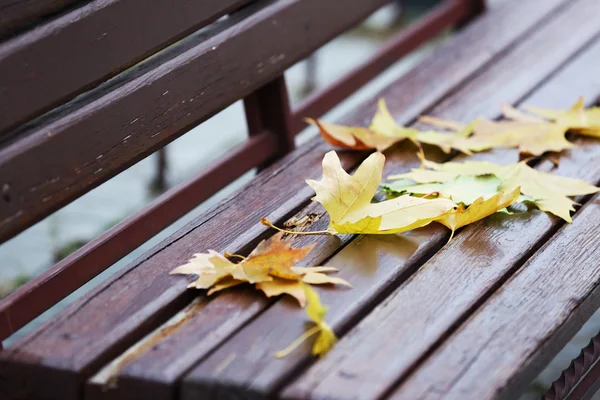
[{"x1": 1, "y1": 1, "x2": 598, "y2": 398}]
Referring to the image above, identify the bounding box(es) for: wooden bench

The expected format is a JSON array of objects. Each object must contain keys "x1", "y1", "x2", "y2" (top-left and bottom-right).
[{"x1": 2, "y1": 0, "x2": 600, "y2": 399}]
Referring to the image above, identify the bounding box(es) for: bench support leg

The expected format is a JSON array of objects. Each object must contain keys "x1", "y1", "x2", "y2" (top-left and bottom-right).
[
  {"x1": 467, "y1": 0, "x2": 486, "y2": 15},
  {"x1": 244, "y1": 76, "x2": 295, "y2": 169},
  {"x1": 455, "y1": 0, "x2": 486, "y2": 27}
]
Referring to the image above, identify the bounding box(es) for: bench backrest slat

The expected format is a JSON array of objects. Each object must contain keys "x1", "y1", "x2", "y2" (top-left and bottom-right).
[
  {"x1": 0, "y1": 0, "x2": 389, "y2": 244},
  {"x1": 0, "y1": 0, "x2": 81, "y2": 38},
  {"x1": 0, "y1": 0, "x2": 254, "y2": 136}
]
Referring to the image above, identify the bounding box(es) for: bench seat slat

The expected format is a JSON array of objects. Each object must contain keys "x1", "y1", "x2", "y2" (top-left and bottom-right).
[
  {"x1": 390, "y1": 193, "x2": 600, "y2": 400},
  {"x1": 181, "y1": 2, "x2": 600, "y2": 397},
  {"x1": 282, "y1": 19, "x2": 600, "y2": 400},
  {"x1": 0, "y1": 0, "x2": 574, "y2": 398},
  {"x1": 85, "y1": 202, "x2": 356, "y2": 400}
]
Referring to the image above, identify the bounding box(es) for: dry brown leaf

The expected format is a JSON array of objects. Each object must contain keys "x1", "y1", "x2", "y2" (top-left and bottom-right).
[{"x1": 170, "y1": 233, "x2": 350, "y2": 306}]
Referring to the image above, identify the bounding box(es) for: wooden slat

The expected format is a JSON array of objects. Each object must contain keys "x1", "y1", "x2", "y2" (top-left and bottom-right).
[
  {"x1": 0, "y1": 0, "x2": 80, "y2": 38},
  {"x1": 0, "y1": 0, "x2": 254, "y2": 135},
  {"x1": 389, "y1": 195, "x2": 600, "y2": 400},
  {"x1": 0, "y1": 0, "x2": 392, "y2": 245},
  {"x1": 282, "y1": 32, "x2": 600, "y2": 400},
  {"x1": 181, "y1": 2, "x2": 600, "y2": 397},
  {"x1": 0, "y1": 0, "x2": 570, "y2": 399},
  {"x1": 0, "y1": 131, "x2": 276, "y2": 342},
  {"x1": 85, "y1": 201, "x2": 355, "y2": 400}
]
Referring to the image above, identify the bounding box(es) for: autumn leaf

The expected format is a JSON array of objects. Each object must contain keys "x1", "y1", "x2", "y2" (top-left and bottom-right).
[
  {"x1": 504, "y1": 162, "x2": 598, "y2": 222},
  {"x1": 522, "y1": 97, "x2": 600, "y2": 137},
  {"x1": 170, "y1": 233, "x2": 350, "y2": 306},
  {"x1": 421, "y1": 113, "x2": 573, "y2": 156},
  {"x1": 303, "y1": 151, "x2": 457, "y2": 235},
  {"x1": 370, "y1": 99, "x2": 475, "y2": 154},
  {"x1": 275, "y1": 285, "x2": 337, "y2": 358},
  {"x1": 466, "y1": 119, "x2": 573, "y2": 156},
  {"x1": 307, "y1": 117, "x2": 400, "y2": 151},
  {"x1": 388, "y1": 155, "x2": 599, "y2": 222},
  {"x1": 257, "y1": 266, "x2": 351, "y2": 307},
  {"x1": 439, "y1": 186, "x2": 521, "y2": 240},
  {"x1": 384, "y1": 175, "x2": 504, "y2": 205},
  {"x1": 308, "y1": 99, "x2": 474, "y2": 153}
]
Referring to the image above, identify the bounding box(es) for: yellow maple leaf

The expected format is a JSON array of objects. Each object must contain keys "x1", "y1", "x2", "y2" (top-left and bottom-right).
[
  {"x1": 507, "y1": 163, "x2": 598, "y2": 222},
  {"x1": 421, "y1": 113, "x2": 573, "y2": 156},
  {"x1": 275, "y1": 285, "x2": 337, "y2": 358},
  {"x1": 304, "y1": 151, "x2": 457, "y2": 235},
  {"x1": 370, "y1": 99, "x2": 474, "y2": 154},
  {"x1": 385, "y1": 172, "x2": 505, "y2": 206},
  {"x1": 439, "y1": 186, "x2": 521, "y2": 240},
  {"x1": 170, "y1": 233, "x2": 350, "y2": 306},
  {"x1": 389, "y1": 155, "x2": 599, "y2": 222},
  {"x1": 523, "y1": 97, "x2": 600, "y2": 137},
  {"x1": 306, "y1": 118, "x2": 400, "y2": 152},
  {"x1": 466, "y1": 119, "x2": 573, "y2": 156},
  {"x1": 308, "y1": 99, "x2": 473, "y2": 153},
  {"x1": 257, "y1": 266, "x2": 351, "y2": 307}
]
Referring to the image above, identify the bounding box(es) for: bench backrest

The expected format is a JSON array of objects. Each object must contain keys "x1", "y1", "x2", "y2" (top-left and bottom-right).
[{"x1": 0, "y1": 0, "x2": 484, "y2": 345}]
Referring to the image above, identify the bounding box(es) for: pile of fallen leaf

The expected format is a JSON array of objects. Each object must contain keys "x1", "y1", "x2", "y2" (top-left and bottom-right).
[
  {"x1": 311, "y1": 97, "x2": 600, "y2": 155},
  {"x1": 171, "y1": 98, "x2": 600, "y2": 358}
]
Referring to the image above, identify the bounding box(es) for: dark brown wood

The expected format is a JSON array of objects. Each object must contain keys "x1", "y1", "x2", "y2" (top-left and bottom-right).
[
  {"x1": 0, "y1": 0, "x2": 81, "y2": 38},
  {"x1": 0, "y1": 0, "x2": 391, "y2": 245},
  {"x1": 388, "y1": 190, "x2": 600, "y2": 400},
  {"x1": 0, "y1": 0, "x2": 571, "y2": 398},
  {"x1": 544, "y1": 332, "x2": 600, "y2": 400},
  {"x1": 0, "y1": 131, "x2": 276, "y2": 342},
  {"x1": 284, "y1": 21, "x2": 600, "y2": 400},
  {"x1": 289, "y1": 0, "x2": 474, "y2": 133},
  {"x1": 183, "y1": 2, "x2": 600, "y2": 397},
  {"x1": 245, "y1": 76, "x2": 295, "y2": 157},
  {"x1": 85, "y1": 201, "x2": 355, "y2": 400},
  {"x1": 0, "y1": 0, "x2": 254, "y2": 135},
  {"x1": 567, "y1": 354, "x2": 600, "y2": 400}
]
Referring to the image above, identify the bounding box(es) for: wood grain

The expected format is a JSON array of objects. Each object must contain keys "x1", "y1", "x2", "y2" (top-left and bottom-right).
[
  {"x1": 0, "y1": 0, "x2": 573, "y2": 398},
  {"x1": 0, "y1": 0, "x2": 389, "y2": 243},
  {"x1": 85, "y1": 201, "x2": 355, "y2": 400},
  {"x1": 0, "y1": 0, "x2": 80, "y2": 38},
  {"x1": 181, "y1": 1, "x2": 600, "y2": 399},
  {"x1": 282, "y1": 32, "x2": 600, "y2": 400},
  {"x1": 0, "y1": 0, "x2": 253, "y2": 135},
  {"x1": 389, "y1": 192, "x2": 600, "y2": 400}
]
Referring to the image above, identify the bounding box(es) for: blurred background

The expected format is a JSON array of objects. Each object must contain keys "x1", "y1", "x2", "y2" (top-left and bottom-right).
[{"x1": 0, "y1": 1, "x2": 596, "y2": 398}]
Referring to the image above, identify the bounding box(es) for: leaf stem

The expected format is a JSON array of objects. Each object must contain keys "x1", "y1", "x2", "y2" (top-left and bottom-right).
[
  {"x1": 261, "y1": 218, "x2": 330, "y2": 236},
  {"x1": 420, "y1": 191, "x2": 440, "y2": 199},
  {"x1": 224, "y1": 252, "x2": 247, "y2": 261},
  {"x1": 275, "y1": 325, "x2": 321, "y2": 358}
]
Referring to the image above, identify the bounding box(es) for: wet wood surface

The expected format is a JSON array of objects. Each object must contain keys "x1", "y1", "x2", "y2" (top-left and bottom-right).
[
  {"x1": 3, "y1": 0, "x2": 600, "y2": 399},
  {"x1": 0, "y1": 1, "x2": 565, "y2": 399},
  {"x1": 282, "y1": 7, "x2": 600, "y2": 400},
  {"x1": 389, "y1": 190, "x2": 600, "y2": 400},
  {"x1": 183, "y1": 1, "x2": 600, "y2": 397}
]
